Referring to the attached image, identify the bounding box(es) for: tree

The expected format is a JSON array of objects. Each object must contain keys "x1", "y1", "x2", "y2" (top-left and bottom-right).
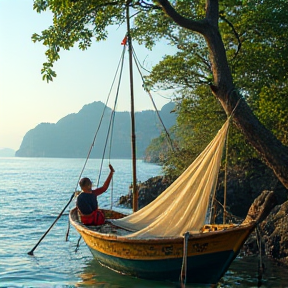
[
  {"x1": 32, "y1": 0, "x2": 288, "y2": 188},
  {"x1": 156, "y1": 0, "x2": 288, "y2": 189},
  {"x1": 145, "y1": 0, "x2": 288, "y2": 179}
]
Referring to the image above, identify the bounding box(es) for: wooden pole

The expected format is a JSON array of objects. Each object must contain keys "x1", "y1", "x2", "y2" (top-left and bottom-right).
[
  {"x1": 126, "y1": 1, "x2": 138, "y2": 212},
  {"x1": 28, "y1": 192, "x2": 75, "y2": 255}
]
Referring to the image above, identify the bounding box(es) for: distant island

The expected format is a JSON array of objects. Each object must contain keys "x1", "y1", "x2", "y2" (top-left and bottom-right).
[
  {"x1": 15, "y1": 101, "x2": 176, "y2": 158},
  {"x1": 0, "y1": 148, "x2": 15, "y2": 157}
]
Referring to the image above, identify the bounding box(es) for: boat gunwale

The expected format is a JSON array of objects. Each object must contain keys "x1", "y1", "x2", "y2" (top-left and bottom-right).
[{"x1": 69, "y1": 207, "x2": 256, "y2": 244}]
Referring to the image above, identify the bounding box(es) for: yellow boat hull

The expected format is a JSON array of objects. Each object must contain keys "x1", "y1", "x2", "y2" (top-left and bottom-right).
[{"x1": 69, "y1": 208, "x2": 255, "y2": 284}]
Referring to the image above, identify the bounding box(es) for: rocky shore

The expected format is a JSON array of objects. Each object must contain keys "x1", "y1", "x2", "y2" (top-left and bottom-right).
[
  {"x1": 118, "y1": 159, "x2": 288, "y2": 267},
  {"x1": 119, "y1": 176, "x2": 172, "y2": 209}
]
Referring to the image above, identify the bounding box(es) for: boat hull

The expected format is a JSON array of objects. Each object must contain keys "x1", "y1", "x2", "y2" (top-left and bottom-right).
[
  {"x1": 89, "y1": 247, "x2": 235, "y2": 284},
  {"x1": 70, "y1": 208, "x2": 255, "y2": 284}
]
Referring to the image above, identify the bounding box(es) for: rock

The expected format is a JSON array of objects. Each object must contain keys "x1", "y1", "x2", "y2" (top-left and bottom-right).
[
  {"x1": 242, "y1": 190, "x2": 277, "y2": 225},
  {"x1": 240, "y1": 200, "x2": 288, "y2": 267},
  {"x1": 260, "y1": 201, "x2": 288, "y2": 266},
  {"x1": 117, "y1": 176, "x2": 172, "y2": 209},
  {"x1": 214, "y1": 158, "x2": 287, "y2": 221}
]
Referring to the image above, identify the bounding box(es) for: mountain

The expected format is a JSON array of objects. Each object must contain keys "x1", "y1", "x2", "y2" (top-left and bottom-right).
[
  {"x1": 15, "y1": 101, "x2": 176, "y2": 158},
  {"x1": 0, "y1": 148, "x2": 15, "y2": 157}
]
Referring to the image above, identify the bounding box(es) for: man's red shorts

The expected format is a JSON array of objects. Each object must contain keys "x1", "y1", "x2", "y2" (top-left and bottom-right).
[{"x1": 80, "y1": 209, "x2": 105, "y2": 226}]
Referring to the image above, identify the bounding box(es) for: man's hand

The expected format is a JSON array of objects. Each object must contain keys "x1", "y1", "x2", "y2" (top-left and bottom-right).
[{"x1": 109, "y1": 164, "x2": 115, "y2": 173}]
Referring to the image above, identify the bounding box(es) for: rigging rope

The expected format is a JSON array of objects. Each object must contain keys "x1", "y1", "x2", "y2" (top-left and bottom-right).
[
  {"x1": 132, "y1": 46, "x2": 175, "y2": 151},
  {"x1": 97, "y1": 44, "x2": 126, "y2": 209},
  {"x1": 66, "y1": 43, "x2": 127, "y2": 241},
  {"x1": 96, "y1": 44, "x2": 126, "y2": 187},
  {"x1": 223, "y1": 97, "x2": 242, "y2": 223},
  {"x1": 69, "y1": 44, "x2": 127, "y2": 193},
  {"x1": 223, "y1": 125, "x2": 229, "y2": 224},
  {"x1": 71, "y1": 20, "x2": 179, "y2": 211},
  {"x1": 211, "y1": 97, "x2": 242, "y2": 225}
]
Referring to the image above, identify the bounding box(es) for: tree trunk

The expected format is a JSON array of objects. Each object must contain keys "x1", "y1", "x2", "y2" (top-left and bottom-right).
[{"x1": 157, "y1": 0, "x2": 288, "y2": 189}]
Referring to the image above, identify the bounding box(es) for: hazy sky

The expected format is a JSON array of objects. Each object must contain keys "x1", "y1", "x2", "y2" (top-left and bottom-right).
[{"x1": 0, "y1": 0, "x2": 175, "y2": 150}]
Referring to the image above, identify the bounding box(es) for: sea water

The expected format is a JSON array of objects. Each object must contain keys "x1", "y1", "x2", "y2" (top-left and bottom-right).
[{"x1": 0, "y1": 157, "x2": 288, "y2": 288}]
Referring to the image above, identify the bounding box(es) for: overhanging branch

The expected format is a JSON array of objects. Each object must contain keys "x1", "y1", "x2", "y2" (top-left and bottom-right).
[
  {"x1": 156, "y1": 0, "x2": 207, "y2": 34},
  {"x1": 220, "y1": 15, "x2": 241, "y2": 61}
]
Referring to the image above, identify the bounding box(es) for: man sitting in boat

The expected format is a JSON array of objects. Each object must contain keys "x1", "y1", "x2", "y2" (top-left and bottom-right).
[{"x1": 77, "y1": 164, "x2": 115, "y2": 226}]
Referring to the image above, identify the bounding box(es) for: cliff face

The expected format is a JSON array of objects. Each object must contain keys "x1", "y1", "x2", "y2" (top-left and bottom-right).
[{"x1": 15, "y1": 101, "x2": 176, "y2": 158}]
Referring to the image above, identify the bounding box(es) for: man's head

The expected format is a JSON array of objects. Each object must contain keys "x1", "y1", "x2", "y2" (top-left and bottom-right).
[{"x1": 79, "y1": 177, "x2": 92, "y2": 190}]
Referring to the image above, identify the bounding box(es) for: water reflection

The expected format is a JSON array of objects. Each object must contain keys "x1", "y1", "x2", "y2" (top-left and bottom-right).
[
  {"x1": 76, "y1": 256, "x2": 288, "y2": 288},
  {"x1": 219, "y1": 256, "x2": 288, "y2": 288},
  {"x1": 76, "y1": 258, "x2": 201, "y2": 288}
]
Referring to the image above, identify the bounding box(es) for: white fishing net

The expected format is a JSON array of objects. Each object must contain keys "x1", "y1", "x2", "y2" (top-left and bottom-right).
[{"x1": 112, "y1": 119, "x2": 230, "y2": 239}]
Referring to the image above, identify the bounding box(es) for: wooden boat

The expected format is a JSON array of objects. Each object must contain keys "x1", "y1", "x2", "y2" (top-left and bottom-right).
[
  {"x1": 69, "y1": 5, "x2": 276, "y2": 285},
  {"x1": 70, "y1": 210, "x2": 249, "y2": 284},
  {"x1": 69, "y1": 189, "x2": 275, "y2": 285}
]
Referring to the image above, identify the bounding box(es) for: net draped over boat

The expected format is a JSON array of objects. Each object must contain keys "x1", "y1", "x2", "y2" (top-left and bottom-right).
[{"x1": 111, "y1": 119, "x2": 230, "y2": 239}]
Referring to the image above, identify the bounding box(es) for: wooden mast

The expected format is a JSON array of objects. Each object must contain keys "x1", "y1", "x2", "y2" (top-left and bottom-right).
[{"x1": 126, "y1": 0, "x2": 138, "y2": 212}]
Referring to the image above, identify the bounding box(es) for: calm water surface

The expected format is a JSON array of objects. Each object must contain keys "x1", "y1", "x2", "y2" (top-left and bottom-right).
[{"x1": 0, "y1": 157, "x2": 287, "y2": 288}]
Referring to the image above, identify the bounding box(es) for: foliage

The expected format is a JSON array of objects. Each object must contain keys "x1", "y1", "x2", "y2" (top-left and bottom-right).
[
  {"x1": 219, "y1": 0, "x2": 288, "y2": 163},
  {"x1": 32, "y1": 0, "x2": 127, "y2": 81},
  {"x1": 144, "y1": 131, "x2": 174, "y2": 164},
  {"x1": 132, "y1": 1, "x2": 206, "y2": 49},
  {"x1": 144, "y1": 0, "x2": 288, "y2": 177},
  {"x1": 32, "y1": 0, "x2": 207, "y2": 81},
  {"x1": 154, "y1": 86, "x2": 225, "y2": 179},
  {"x1": 218, "y1": 0, "x2": 288, "y2": 106},
  {"x1": 32, "y1": 0, "x2": 288, "y2": 179},
  {"x1": 257, "y1": 82, "x2": 288, "y2": 146}
]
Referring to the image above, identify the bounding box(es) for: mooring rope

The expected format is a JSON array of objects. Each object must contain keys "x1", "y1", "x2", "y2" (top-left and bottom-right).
[
  {"x1": 180, "y1": 231, "x2": 190, "y2": 287},
  {"x1": 256, "y1": 226, "x2": 264, "y2": 287}
]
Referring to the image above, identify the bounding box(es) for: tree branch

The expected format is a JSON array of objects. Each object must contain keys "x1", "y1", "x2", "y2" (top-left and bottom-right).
[
  {"x1": 205, "y1": 0, "x2": 219, "y2": 28},
  {"x1": 220, "y1": 15, "x2": 241, "y2": 61},
  {"x1": 135, "y1": 0, "x2": 161, "y2": 10},
  {"x1": 156, "y1": 0, "x2": 207, "y2": 34}
]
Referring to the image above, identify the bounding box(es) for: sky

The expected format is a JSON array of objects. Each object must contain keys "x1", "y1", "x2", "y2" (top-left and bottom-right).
[{"x1": 0, "y1": 0, "x2": 175, "y2": 150}]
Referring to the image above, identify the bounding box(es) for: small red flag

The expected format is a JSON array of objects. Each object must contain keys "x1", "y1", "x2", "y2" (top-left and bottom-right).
[{"x1": 121, "y1": 35, "x2": 128, "y2": 45}]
